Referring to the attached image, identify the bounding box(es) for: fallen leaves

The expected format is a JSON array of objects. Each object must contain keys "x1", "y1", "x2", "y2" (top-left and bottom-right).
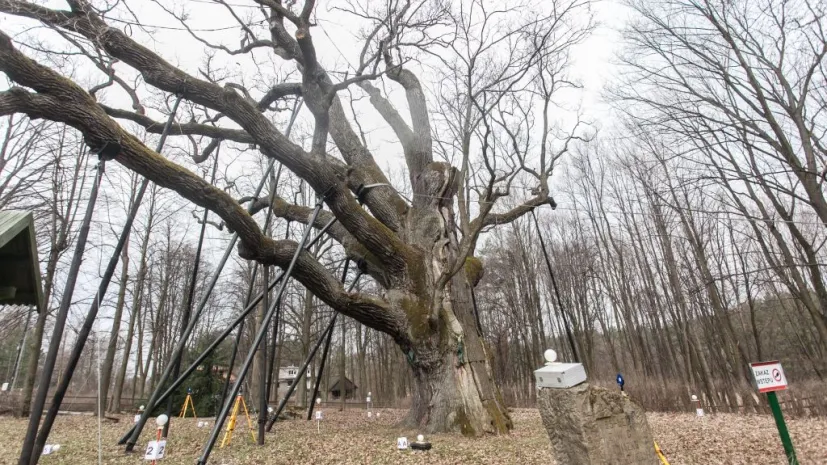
[{"x1": 0, "y1": 408, "x2": 824, "y2": 464}]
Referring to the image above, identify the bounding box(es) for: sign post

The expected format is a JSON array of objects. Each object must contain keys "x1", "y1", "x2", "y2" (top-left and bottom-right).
[{"x1": 749, "y1": 361, "x2": 797, "y2": 465}]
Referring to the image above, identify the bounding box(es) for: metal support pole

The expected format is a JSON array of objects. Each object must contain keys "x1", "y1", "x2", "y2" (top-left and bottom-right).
[
  {"x1": 164, "y1": 154, "x2": 218, "y2": 437},
  {"x1": 117, "y1": 216, "x2": 338, "y2": 445},
  {"x1": 196, "y1": 200, "x2": 324, "y2": 465},
  {"x1": 268, "y1": 273, "x2": 362, "y2": 431},
  {"x1": 265, "y1": 297, "x2": 280, "y2": 404},
  {"x1": 307, "y1": 260, "x2": 349, "y2": 420},
  {"x1": 123, "y1": 99, "x2": 303, "y2": 451},
  {"x1": 29, "y1": 97, "x2": 182, "y2": 463},
  {"x1": 257, "y1": 263, "x2": 269, "y2": 445},
  {"x1": 224, "y1": 167, "x2": 284, "y2": 424},
  {"x1": 531, "y1": 209, "x2": 579, "y2": 363},
  {"x1": 256, "y1": 168, "x2": 283, "y2": 445},
  {"x1": 19, "y1": 159, "x2": 106, "y2": 465},
  {"x1": 767, "y1": 391, "x2": 798, "y2": 464}
]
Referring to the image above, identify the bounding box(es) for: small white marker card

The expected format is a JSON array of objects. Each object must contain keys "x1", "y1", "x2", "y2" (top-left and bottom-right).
[
  {"x1": 367, "y1": 411, "x2": 372, "y2": 418},
  {"x1": 315, "y1": 410, "x2": 323, "y2": 420},
  {"x1": 696, "y1": 408, "x2": 704, "y2": 417},
  {"x1": 42, "y1": 445, "x2": 60, "y2": 455},
  {"x1": 366, "y1": 396, "x2": 371, "y2": 403},
  {"x1": 144, "y1": 440, "x2": 167, "y2": 460},
  {"x1": 397, "y1": 437, "x2": 408, "y2": 450},
  {"x1": 134, "y1": 414, "x2": 141, "y2": 424}
]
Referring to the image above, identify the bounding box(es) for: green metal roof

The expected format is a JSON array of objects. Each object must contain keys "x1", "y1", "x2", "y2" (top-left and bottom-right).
[{"x1": 0, "y1": 211, "x2": 44, "y2": 312}]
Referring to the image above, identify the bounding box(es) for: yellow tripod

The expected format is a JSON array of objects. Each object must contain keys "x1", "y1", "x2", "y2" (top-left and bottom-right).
[
  {"x1": 179, "y1": 390, "x2": 197, "y2": 419},
  {"x1": 220, "y1": 394, "x2": 256, "y2": 447}
]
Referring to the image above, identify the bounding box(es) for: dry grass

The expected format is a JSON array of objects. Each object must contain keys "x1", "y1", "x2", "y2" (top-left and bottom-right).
[{"x1": 0, "y1": 408, "x2": 825, "y2": 464}]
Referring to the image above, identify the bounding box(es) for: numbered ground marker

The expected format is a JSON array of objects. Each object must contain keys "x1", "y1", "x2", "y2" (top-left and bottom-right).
[
  {"x1": 397, "y1": 437, "x2": 409, "y2": 450},
  {"x1": 144, "y1": 440, "x2": 167, "y2": 460}
]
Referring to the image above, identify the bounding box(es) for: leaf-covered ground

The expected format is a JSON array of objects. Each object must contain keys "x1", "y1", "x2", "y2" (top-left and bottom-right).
[{"x1": 1, "y1": 408, "x2": 825, "y2": 464}]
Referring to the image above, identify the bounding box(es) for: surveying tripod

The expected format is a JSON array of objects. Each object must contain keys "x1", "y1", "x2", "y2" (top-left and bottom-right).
[
  {"x1": 179, "y1": 388, "x2": 198, "y2": 419},
  {"x1": 220, "y1": 392, "x2": 256, "y2": 447}
]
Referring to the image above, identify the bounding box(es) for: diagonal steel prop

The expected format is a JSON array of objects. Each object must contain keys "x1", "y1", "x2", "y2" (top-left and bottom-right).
[
  {"x1": 122, "y1": 100, "x2": 303, "y2": 450},
  {"x1": 195, "y1": 196, "x2": 326, "y2": 465}
]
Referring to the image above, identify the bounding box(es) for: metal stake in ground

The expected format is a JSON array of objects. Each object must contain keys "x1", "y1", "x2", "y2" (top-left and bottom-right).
[
  {"x1": 749, "y1": 360, "x2": 797, "y2": 464},
  {"x1": 196, "y1": 198, "x2": 325, "y2": 465}
]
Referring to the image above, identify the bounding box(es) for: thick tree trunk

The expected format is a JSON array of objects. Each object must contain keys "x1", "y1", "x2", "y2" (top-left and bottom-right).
[
  {"x1": 387, "y1": 162, "x2": 513, "y2": 436},
  {"x1": 402, "y1": 270, "x2": 511, "y2": 435}
]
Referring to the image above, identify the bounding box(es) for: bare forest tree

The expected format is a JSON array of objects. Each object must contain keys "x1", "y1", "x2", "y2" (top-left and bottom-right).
[{"x1": 615, "y1": 0, "x2": 827, "y2": 339}]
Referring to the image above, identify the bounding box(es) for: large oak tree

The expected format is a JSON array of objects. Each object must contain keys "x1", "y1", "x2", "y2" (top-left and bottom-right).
[{"x1": 0, "y1": 0, "x2": 591, "y2": 434}]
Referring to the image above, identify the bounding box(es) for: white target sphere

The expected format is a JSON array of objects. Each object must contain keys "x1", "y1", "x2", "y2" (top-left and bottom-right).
[
  {"x1": 156, "y1": 414, "x2": 169, "y2": 427},
  {"x1": 316, "y1": 397, "x2": 321, "y2": 404},
  {"x1": 544, "y1": 349, "x2": 558, "y2": 363},
  {"x1": 417, "y1": 434, "x2": 424, "y2": 442},
  {"x1": 691, "y1": 395, "x2": 698, "y2": 401}
]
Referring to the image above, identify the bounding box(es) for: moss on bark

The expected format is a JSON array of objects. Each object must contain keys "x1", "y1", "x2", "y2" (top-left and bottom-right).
[{"x1": 464, "y1": 256, "x2": 484, "y2": 287}]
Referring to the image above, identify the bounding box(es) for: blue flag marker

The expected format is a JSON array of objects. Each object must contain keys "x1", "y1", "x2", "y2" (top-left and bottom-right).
[{"x1": 616, "y1": 373, "x2": 625, "y2": 391}]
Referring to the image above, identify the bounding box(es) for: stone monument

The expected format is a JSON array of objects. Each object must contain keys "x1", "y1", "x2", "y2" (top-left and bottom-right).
[{"x1": 534, "y1": 350, "x2": 659, "y2": 465}]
